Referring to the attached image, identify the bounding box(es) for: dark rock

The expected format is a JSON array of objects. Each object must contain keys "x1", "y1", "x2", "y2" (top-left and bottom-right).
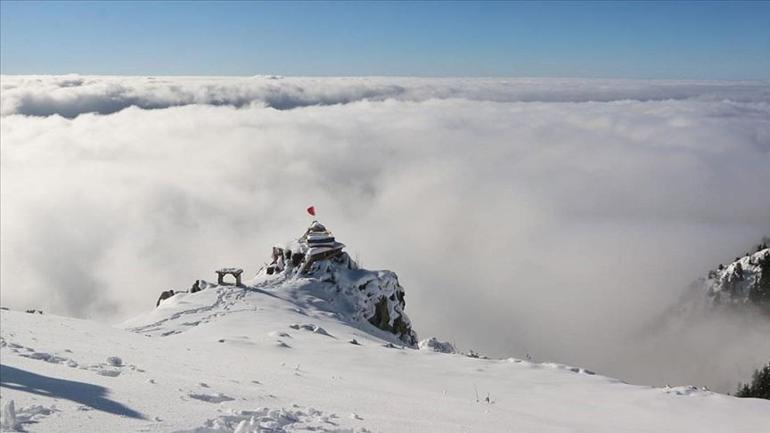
[
  {"x1": 190, "y1": 280, "x2": 202, "y2": 293},
  {"x1": 156, "y1": 290, "x2": 176, "y2": 307},
  {"x1": 368, "y1": 296, "x2": 418, "y2": 347}
]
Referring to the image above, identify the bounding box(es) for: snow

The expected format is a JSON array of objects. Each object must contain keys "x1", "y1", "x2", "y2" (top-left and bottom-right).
[
  {"x1": 2, "y1": 274, "x2": 769, "y2": 433},
  {"x1": 173, "y1": 406, "x2": 363, "y2": 433},
  {"x1": 217, "y1": 268, "x2": 244, "y2": 274},
  {"x1": 418, "y1": 337, "x2": 457, "y2": 354}
]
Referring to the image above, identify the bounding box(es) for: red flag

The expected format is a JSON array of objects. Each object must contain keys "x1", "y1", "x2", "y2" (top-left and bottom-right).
[{"x1": 306, "y1": 206, "x2": 316, "y2": 216}]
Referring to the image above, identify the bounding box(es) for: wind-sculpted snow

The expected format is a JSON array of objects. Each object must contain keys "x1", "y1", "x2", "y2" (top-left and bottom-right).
[
  {"x1": 2, "y1": 75, "x2": 769, "y2": 118},
  {"x1": 2, "y1": 75, "x2": 770, "y2": 393}
]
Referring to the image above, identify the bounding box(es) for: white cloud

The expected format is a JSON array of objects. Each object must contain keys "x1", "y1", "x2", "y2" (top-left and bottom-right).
[
  {"x1": 2, "y1": 75, "x2": 769, "y2": 118},
  {"x1": 1, "y1": 76, "x2": 769, "y2": 391}
]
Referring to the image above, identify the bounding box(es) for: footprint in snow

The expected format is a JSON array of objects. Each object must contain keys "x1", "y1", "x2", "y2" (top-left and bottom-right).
[
  {"x1": 97, "y1": 369, "x2": 121, "y2": 377},
  {"x1": 19, "y1": 351, "x2": 67, "y2": 364},
  {"x1": 188, "y1": 392, "x2": 235, "y2": 403},
  {"x1": 269, "y1": 331, "x2": 292, "y2": 338}
]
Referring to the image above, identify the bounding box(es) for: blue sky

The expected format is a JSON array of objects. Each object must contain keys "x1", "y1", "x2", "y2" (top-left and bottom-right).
[{"x1": 1, "y1": 1, "x2": 768, "y2": 79}]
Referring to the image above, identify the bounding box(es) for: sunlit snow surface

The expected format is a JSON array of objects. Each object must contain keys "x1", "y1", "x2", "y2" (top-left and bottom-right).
[{"x1": 2, "y1": 276, "x2": 769, "y2": 432}]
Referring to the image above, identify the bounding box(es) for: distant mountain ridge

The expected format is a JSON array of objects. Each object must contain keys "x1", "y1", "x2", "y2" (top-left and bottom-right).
[{"x1": 702, "y1": 240, "x2": 770, "y2": 313}]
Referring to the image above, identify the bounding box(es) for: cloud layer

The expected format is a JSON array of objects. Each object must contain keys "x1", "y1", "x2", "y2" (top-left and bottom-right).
[
  {"x1": 2, "y1": 76, "x2": 769, "y2": 391},
  {"x1": 3, "y1": 75, "x2": 770, "y2": 118}
]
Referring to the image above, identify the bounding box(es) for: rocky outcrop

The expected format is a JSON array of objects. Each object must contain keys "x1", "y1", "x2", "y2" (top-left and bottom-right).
[
  {"x1": 267, "y1": 222, "x2": 419, "y2": 347},
  {"x1": 156, "y1": 290, "x2": 175, "y2": 307},
  {"x1": 299, "y1": 251, "x2": 418, "y2": 347},
  {"x1": 703, "y1": 241, "x2": 770, "y2": 313}
]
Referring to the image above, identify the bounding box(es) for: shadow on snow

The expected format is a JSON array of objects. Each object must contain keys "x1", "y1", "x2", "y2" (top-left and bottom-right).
[{"x1": 0, "y1": 364, "x2": 145, "y2": 419}]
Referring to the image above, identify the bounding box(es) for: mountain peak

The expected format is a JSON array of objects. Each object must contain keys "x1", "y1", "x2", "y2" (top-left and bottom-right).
[{"x1": 147, "y1": 220, "x2": 418, "y2": 346}]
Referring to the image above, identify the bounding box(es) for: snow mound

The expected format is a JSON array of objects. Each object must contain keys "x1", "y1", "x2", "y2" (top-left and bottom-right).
[
  {"x1": 664, "y1": 385, "x2": 711, "y2": 397},
  {"x1": 418, "y1": 337, "x2": 456, "y2": 354}
]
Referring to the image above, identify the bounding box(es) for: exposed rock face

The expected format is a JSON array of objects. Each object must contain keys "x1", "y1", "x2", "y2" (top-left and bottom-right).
[{"x1": 156, "y1": 290, "x2": 175, "y2": 307}]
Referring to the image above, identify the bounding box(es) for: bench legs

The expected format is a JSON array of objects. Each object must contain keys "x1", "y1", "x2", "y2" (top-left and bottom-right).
[{"x1": 216, "y1": 272, "x2": 242, "y2": 286}]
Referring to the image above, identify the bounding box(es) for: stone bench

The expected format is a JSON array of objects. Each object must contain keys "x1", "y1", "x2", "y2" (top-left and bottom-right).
[{"x1": 216, "y1": 268, "x2": 243, "y2": 286}]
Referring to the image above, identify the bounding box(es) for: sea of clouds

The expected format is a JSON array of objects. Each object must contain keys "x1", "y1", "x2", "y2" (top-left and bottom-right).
[{"x1": 2, "y1": 75, "x2": 769, "y2": 392}]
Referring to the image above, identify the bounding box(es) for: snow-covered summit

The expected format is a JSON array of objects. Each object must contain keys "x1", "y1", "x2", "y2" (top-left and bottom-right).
[{"x1": 148, "y1": 220, "x2": 418, "y2": 346}]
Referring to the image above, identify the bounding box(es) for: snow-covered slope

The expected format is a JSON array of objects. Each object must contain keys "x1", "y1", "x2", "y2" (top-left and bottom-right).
[
  {"x1": 2, "y1": 279, "x2": 770, "y2": 432},
  {"x1": 2, "y1": 228, "x2": 770, "y2": 432}
]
